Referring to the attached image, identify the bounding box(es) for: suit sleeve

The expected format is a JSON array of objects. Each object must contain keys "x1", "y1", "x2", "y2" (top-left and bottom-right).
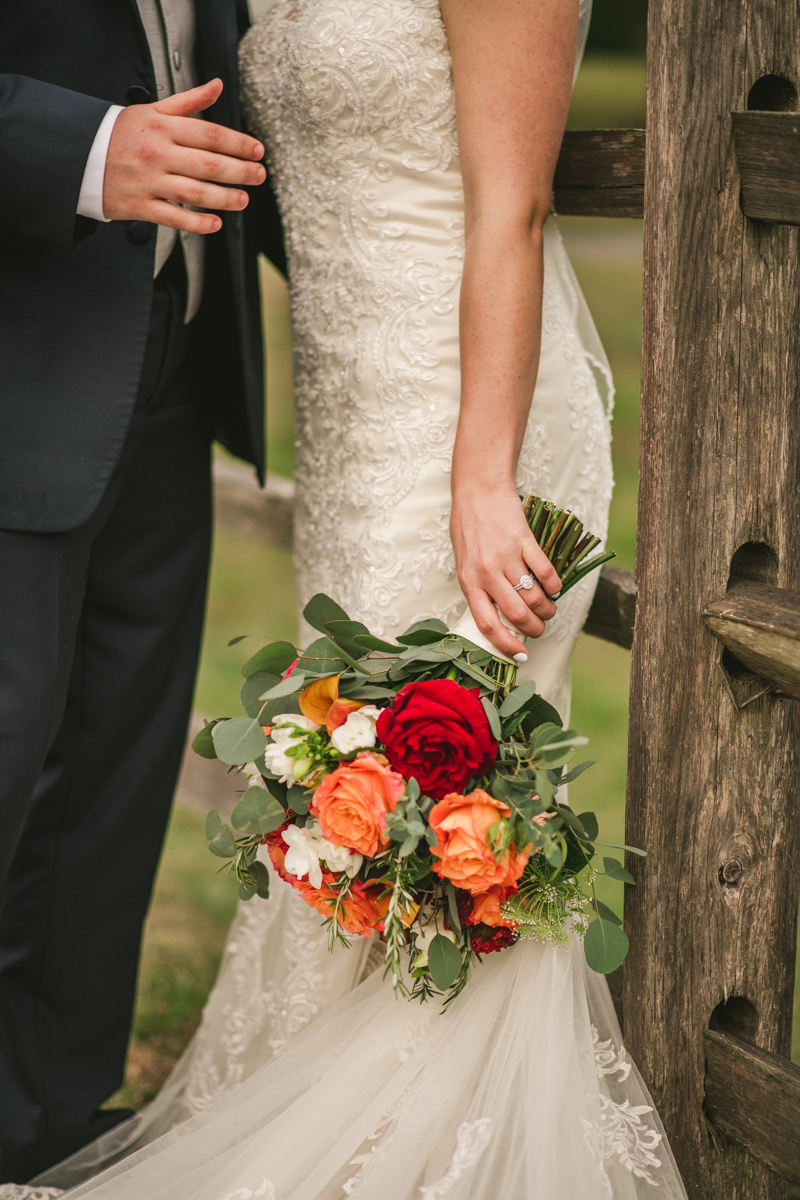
[
  {"x1": 249, "y1": 172, "x2": 288, "y2": 278},
  {"x1": 0, "y1": 74, "x2": 112, "y2": 252}
]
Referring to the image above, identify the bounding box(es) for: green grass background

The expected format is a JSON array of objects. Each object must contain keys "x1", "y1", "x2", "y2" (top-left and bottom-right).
[{"x1": 114, "y1": 56, "x2": 799, "y2": 1110}]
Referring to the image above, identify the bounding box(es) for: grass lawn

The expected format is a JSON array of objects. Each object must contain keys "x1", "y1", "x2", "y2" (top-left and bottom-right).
[{"x1": 116, "y1": 53, "x2": 799, "y2": 1109}]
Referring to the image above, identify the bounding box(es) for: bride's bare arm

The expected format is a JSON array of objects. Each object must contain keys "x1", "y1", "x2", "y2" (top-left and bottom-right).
[{"x1": 440, "y1": 0, "x2": 580, "y2": 660}]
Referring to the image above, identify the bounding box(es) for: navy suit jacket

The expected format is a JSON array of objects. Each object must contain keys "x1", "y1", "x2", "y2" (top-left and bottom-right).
[{"x1": 0, "y1": 0, "x2": 286, "y2": 532}]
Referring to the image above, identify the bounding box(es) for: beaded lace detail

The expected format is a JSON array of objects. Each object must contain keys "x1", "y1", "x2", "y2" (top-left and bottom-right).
[{"x1": 240, "y1": 0, "x2": 613, "y2": 638}]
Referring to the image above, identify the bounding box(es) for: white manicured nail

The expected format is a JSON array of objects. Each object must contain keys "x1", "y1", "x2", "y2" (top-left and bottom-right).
[{"x1": 513, "y1": 652, "x2": 528, "y2": 663}]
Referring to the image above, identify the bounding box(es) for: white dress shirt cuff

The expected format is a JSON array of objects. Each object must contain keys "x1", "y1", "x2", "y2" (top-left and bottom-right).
[{"x1": 76, "y1": 104, "x2": 125, "y2": 222}]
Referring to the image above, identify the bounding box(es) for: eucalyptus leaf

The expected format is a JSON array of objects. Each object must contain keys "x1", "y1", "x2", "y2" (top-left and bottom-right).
[
  {"x1": 206, "y1": 809, "x2": 236, "y2": 858},
  {"x1": 240, "y1": 672, "x2": 281, "y2": 718},
  {"x1": 446, "y1": 883, "x2": 461, "y2": 933},
  {"x1": 519, "y1": 695, "x2": 563, "y2": 731},
  {"x1": 324, "y1": 619, "x2": 370, "y2": 659},
  {"x1": 192, "y1": 719, "x2": 221, "y2": 760},
  {"x1": 558, "y1": 761, "x2": 596, "y2": 786},
  {"x1": 481, "y1": 696, "x2": 502, "y2": 740},
  {"x1": 576, "y1": 811, "x2": 599, "y2": 841},
  {"x1": 453, "y1": 658, "x2": 497, "y2": 688},
  {"x1": 542, "y1": 838, "x2": 566, "y2": 868},
  {"x1": 259, "y1": 695, "x2": 302, "y2": 726},
  {"x1": 563, "y1": 835, "x2": 594, "y2": 875},
  {"x1": 602, "y1": 857, "x2": 637, "y2": 885},
  {"x1": 249, "y1": 859, "x2": 271, "y2": 899},
  {"x1": 338, "y1": 684, "x2": 395, "y2": 701},
  {"x1": 498, "y1": 680, "x2": 540, "y2": 718},
  {"x1": 212, "y1": 718, "x2": 268, "y2": 766},
  {"x1": 228, "y1": 635, "x2": 249, "y2": 646},
  {"x1": 594, "y1": 840, "x2": 647, "y2": 857},
  {"x1": 259, "y1": 672, "x2": 308, "y2": 701},
  {"x1": 584, "y1": 917, "x2": 629, "y2": 974},
  {"x1": 532, "y1": 722, "x2": 566, "y2": 750},
  {"x1": 296, "y1": 637, "x2": 349, "y2": 675},
  {"x1": 555, "y1": 805, "x2": 588, "y2": 839},
  {"x1": 533, "y1": 768, "x2": 557, "y2": 808},
  {"x1": 231, "y1": 787, "x2": 287, "y2": 836},
  {"x1": 592, "y1": 899, "x2": 623, "y2": 926},
  {"x1": 397, "y1": 618, "x2": 448, "y2": 644},
  {"x1": 352, "y1": 634, "x2": 403, "y2": 653},
  {"x1": 428, "y1": 934, "x2": 462, "y2": 990},
  {"x1": 303, "y1": 593, "x2": 351, "y2": 634},
  {"x1": 241, "y1": 640, "x2": 297, "y2": 679}
]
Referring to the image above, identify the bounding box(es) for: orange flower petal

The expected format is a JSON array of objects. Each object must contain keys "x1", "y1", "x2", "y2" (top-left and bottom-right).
[{"x1": 299, "y1": 674, "x2": 340, "y2": 724}]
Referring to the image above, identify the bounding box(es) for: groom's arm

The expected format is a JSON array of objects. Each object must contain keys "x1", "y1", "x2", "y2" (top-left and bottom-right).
[{"x1": 0, "y1": 74, "x2": 111, "y2": 253}]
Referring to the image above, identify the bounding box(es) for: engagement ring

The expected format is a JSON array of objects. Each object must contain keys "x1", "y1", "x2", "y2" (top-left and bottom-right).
[{"x1": 513, "y1": 574, "x2": 534, "y2": 592}]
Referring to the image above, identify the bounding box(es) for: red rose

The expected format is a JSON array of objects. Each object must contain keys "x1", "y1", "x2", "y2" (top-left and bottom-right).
[{"x1": 376, "y1": 679, "x2": 496, "y2": 800}]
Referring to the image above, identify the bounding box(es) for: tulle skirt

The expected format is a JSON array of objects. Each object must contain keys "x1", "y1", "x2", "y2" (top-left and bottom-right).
[{"x1": 24, "y1": 918, "x2": 685, "y2": 1200}]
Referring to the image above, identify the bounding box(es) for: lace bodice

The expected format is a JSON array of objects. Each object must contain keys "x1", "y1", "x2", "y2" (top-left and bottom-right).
[{"x1": 240, "y1": 0, "x2": 613, "y2": 652}]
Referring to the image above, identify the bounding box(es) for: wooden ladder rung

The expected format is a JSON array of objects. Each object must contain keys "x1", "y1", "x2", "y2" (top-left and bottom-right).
[
  {"x1": 704, "y1": 577, "x2": 800, "y2": 700},
  {"x1": 704, "y1": 1028, "x2": 800, "y2": 1184}
]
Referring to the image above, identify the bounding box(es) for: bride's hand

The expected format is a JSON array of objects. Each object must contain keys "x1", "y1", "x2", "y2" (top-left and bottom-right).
[{"x1": 450, "y1": 482, "x2": 561, "y2": 661}]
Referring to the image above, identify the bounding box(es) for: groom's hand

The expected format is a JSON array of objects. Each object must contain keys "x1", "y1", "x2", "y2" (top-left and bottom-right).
[{"x1": 103, "y1": 79, "x2": 266, "y2": 233}]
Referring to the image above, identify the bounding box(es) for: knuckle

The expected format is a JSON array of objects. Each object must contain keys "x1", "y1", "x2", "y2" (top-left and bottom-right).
[{"x1": 475, "y1": 613, "x2": 495, "y2": 637}]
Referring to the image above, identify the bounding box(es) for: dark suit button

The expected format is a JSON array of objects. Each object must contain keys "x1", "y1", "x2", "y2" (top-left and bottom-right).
[
  {"x1": 127, "y1": 221, "x2": 155, "y2": 245},
  {"x1": 127, "y1": 85, "x2": 152, "y2": 104}
]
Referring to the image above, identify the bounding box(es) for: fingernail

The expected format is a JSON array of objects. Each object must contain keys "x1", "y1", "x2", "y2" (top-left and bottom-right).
[
  {"x1": 513, "y1": 652, "x2": 528, "y2": 664},
  {"x1": 550, "y1": 591, "x2": 561, "y2": 599},
  {"x1": 253, "y1": 143, "x2": 265, "y2": 158}
]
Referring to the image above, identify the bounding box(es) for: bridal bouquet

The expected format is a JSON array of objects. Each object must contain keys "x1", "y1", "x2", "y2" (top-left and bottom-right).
[{"x1": 196, "y1": 508, "x2": 637, "y2": 1003}]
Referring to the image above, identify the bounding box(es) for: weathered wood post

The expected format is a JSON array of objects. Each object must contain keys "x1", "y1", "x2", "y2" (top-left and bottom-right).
[{"x1": 625, "y1": 0, "x2": 800, "y2": 1196}]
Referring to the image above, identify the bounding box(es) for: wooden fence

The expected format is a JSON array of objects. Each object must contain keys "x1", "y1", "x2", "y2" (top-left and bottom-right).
[{"x1": 212, "y1": 16, "x2": 800, "y2": 1189}]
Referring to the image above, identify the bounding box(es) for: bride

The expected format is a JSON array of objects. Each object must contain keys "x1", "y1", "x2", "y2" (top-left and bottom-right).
[{"x1": 8, "y1": 0, "x2": 687, "y2": 1197}]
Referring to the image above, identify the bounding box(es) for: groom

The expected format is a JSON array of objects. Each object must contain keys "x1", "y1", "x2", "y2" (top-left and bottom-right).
[{"x1": 0, "y1": 1, "x2": 285, "y2": 1184}]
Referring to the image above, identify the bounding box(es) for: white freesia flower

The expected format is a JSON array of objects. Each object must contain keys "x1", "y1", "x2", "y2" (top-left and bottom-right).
[
  {"x1": 319, "y1": 839, "x2": 363, "y2": 878},
  {"x1": 330, "y1": 705, "x2": 382, "y2": 754},
  {"x1": 282, "y1": 824, "x2": 324, "y2": 888},
  {"x1": 281, "y1": 818, "x2": 363, "y2": 887},
  {"x1": 264, "y1": 714, "x2": 319, "y2": 787},
  {"x1": 241, "y1": 762, "x2": 267, "y2": 789}
]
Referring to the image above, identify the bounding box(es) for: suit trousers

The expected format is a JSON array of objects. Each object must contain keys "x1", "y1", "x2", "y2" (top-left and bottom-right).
[{"x1": 0, "y1": 251, "x2": 213, "y2": 1182}]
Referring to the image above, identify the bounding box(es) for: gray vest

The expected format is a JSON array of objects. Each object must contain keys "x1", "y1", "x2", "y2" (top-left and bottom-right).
[{"x1": 136, "y1": 0, "x2": 204, "y2": 321}]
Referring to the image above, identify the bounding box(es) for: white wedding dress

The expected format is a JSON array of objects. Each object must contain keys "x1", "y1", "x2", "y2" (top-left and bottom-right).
[{"x1": 5, "y1": 1, "x2": 687, "y2": 1197}]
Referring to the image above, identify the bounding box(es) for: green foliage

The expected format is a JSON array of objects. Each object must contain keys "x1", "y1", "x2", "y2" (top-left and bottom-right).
[
  {"x1": 584, "y1": 917, "x2": 630, "y2": 974},
  {"x1": 499, "y1": 680, "x2": 540, "y2": 718},
  {"x1": 211, "y1": 717, "x2": 268, "y2": 765},
  {"x1": 602, "y1": 857, "x2": 636, "y2": 885},
  {"x1": 303, "y1": 592, "x2": 350, "y2": 634},
  {"x1": 428, "y1": 934, "x2": 463, "y2": 991},
  {"x1": 231, "y1": 787, "x2": 287, "y2": 837},
  {"x1": 239, "y1": 859, "x2": 271, "y2": 901},
  {"x1": 241, "y1": 640, "x2": 297, "y2": 679},
  {"x1": 192, "y1": 720, "x2": 221, "y2": 760},
  {"x1": 240, "y1": 672, "x2": 281, "y2": 718},
  {"x1": 481, "y1": 695, "x2": 502, "y2": 740},
  {"x1": 206, "y1": 810, "x2": 236, "y2": 858}
]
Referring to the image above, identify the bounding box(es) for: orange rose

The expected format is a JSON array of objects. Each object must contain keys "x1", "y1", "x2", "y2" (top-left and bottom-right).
[
  {"x1": 311, "y1": 752, "x2": 405, "y2": 857},
  {"x1": 268, "y1": 841, "x2": 382, "y2": 936},
  {"x1": 469, "y1": 885, "x2": 517, "y2": 929},
  {"x1": 428, "y1": 789, "x2": 530, "y2": 895}
]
